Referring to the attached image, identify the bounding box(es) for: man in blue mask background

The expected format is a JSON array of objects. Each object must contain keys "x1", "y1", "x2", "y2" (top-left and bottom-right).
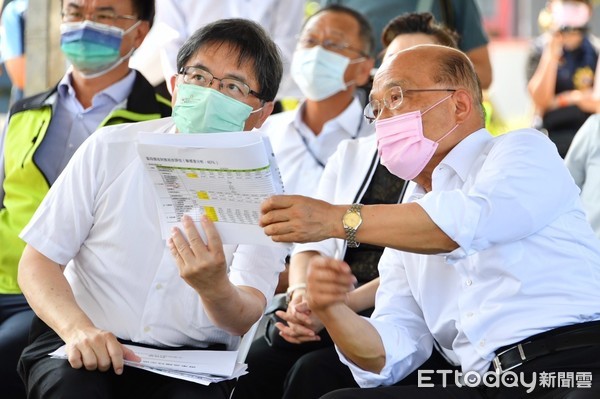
[
  {"x1": 0, "y1": 1, "x2": 170, "y2": 397},
  {"x1": 16, "y1": 17, "x2": 286, "y2": 399}
]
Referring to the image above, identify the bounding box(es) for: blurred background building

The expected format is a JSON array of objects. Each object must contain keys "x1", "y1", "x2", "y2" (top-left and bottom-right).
[{"x1": 3, "y1": 0, "x2": 600, "y2": 130}]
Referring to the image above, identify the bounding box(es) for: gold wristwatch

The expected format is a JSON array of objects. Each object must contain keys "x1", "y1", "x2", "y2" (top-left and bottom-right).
[{"x1": 342, "y1": 204, "x2": 363, "y2": 248}]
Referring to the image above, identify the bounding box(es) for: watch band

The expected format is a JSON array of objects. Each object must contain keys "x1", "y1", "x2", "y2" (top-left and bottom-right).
[{"x1": 344, "y1": 203, "x2": 363, "y2": 248}]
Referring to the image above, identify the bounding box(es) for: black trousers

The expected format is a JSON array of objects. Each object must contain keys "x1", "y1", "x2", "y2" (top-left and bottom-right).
[
  {"x1": 233, "y1": 330, "x2": 459, "y2": 399},
  {"x1": 18, "y1": 316, "x2": 235, "y2": 399},
  {"x1": 321, "y1": 344, "x2": 600, "y2": 399},
  {"x1": 0, "y1": 293, "x2": 34, "y2": 399}
]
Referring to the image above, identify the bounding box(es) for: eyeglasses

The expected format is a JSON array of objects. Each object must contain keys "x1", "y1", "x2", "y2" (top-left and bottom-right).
[
  {"x1": 364, "y1": 86, "x2": 456, "y2": 123},
  {"x1": 178, "y1": 66, "x2": 263, "y2": 102},
  {"x1": 298, "y1": 34, "x2": 368, "y2": 58},
  {"x1": 61, "y1": 9, "x2": 137, "y2": 24}
]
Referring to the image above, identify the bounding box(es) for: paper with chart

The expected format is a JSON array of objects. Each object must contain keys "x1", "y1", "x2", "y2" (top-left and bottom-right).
[
  {"x1": 137, "y1": 131, "x2": 284, "y2": 246},
  {"x1": 49, "y1": 343, "x2": 247, "y2": 386}
]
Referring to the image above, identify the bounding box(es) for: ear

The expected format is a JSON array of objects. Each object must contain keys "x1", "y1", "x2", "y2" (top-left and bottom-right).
[
  {"x1": 252, "y1": 101, "x2": 275, "y2": 129},
  {"x1": 452, "y1": 89, "x2": 473, "y2": 124},
  {"x1": 355, "y1": 57, "x2": 375, "y2": 87},
  {"x1": 169, "y1": 74, "x2": 178, "y2": 106},
  {"x1": 133, "y1": 20, "x2": 150, "y2": 49}
]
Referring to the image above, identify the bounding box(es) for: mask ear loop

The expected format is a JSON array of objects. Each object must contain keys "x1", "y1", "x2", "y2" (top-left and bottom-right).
[
  {"x1": 123, "y1": 19, "x2": 142, "y2": 36},
  {"x1": 343, "y1": 56, "x2": 368, "y2": 91},
  {"x1": 249, "y1": 106, "x2": 264, "y2": 115},
  {"x1": 420, "y1": 92, "x2": 459, "y2": 143},
  {"x1": 422, "y1": 92, "x2": 454, "y2": 115},
  {"x1": 435, "y1": 123, "x2": 460, "y2": 144}
]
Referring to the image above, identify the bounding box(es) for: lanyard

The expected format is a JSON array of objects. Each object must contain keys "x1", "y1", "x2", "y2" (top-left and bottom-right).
[{"x1": 294, "y1": 114, "x2": 364, "y2": 169}]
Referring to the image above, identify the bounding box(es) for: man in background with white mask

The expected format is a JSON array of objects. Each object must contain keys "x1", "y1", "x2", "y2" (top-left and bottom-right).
[
  {"x1": 260, "y1": 44, "x2": 600, "y2": 397},
  {"x1": 0, "y1": 1, "x2": 169, "y2": 398},
  {"x1": 258, "y1": 4, "x2": 374, "y2": 295},
  {"x1": 262, "y1": 4, "x2": 374, "y2": 198},
  {"x1": 16, "y1": 18, "x2": 286, "y2": 398}
]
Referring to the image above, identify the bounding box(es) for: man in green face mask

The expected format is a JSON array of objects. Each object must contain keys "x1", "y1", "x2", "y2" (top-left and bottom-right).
[
  {"x1": 170, "y1": 20, "x2": 279, "y2": 133},
  {"x1": 0, "y1": 1, "x2": 170, "y2": 397},
  {"x1": 16, "y1": 18, "x2": 285, "y2": 399}
]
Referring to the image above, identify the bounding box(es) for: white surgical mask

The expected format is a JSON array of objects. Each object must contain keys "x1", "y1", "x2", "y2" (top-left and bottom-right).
[{"x1": 291, "y1": 46, "x2": 362, "y2": 101}]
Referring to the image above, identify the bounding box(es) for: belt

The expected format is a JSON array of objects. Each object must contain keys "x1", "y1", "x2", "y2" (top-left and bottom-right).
[{"x1": 492, "y1": 320, "x2": 600, "y2": 374}]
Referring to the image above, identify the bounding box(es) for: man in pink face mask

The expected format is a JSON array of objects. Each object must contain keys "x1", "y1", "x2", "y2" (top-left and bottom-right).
[
  {"x1": 367, "y1": 44, "x2": 484, "y2": 189},
  {"x1": 259, "y1": 44, "x2": 600, "y2": 397}
]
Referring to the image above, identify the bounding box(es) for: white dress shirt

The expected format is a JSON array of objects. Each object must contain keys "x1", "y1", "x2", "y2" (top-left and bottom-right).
[
  {"x1": 565, "y1": 114, "x2": 600, "y2": 238},
  {"x1": 337, "y1": 128, "x2": 600, "y2": 387},
  {"x1": 20, "y1": 117, "x2": 287, "y2": 349},
  {"x1": 263, "y1": 97, "x2": 373, "y2": 196}
]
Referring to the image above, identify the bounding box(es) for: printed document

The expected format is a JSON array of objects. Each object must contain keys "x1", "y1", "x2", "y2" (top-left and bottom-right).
[
  {"x1": 49, "y1": 344, "x2": 247, "y2": 386},
  {"x1": 137, "y1": 131, "x2": 285, "y2": 246}
]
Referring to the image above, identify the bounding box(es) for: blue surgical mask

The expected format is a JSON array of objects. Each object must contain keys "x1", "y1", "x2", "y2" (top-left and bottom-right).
[
  {"x1": 173, "y1": 84, "x2": 261, "y2": 133},
  {"x1": 60, "y1": 20, "x2": 139, "y2": 79},
  {"x1": 291, "y1": 46, "x2": 362, "y2": 101}
]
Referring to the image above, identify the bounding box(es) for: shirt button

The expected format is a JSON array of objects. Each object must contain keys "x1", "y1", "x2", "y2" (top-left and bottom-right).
[
  {"x1": 465, "y1": 279, "x2": 472, "y2": 286},
  {"x1": 479, "y1": 340, "x2": 485, "y2": 347},
  {"x1": 144, "y1": 326, "x2": 151, "y2": 332},
  {"x1": 467, "y1": 312, "x2": 474, "y2": 317},
  {"x1": 156, "y1": 283, "x2": 163, "y2": 290}
]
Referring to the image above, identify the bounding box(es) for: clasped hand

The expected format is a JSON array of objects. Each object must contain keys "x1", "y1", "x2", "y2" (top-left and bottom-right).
[
  {"x1": 275, "y1": 292, "x2": 324, "y2": 344},
  {"x1": 277, "y1": 256, "x2": 358, "y2": 344}
]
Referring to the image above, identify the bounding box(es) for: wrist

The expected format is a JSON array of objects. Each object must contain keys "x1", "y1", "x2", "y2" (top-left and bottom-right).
[
  {"x1": 329, "y1": 205, "x2": 347, "y2": 239},
  {"x1": 286, "y1": 283, "x2": 306, "y2": 305}
]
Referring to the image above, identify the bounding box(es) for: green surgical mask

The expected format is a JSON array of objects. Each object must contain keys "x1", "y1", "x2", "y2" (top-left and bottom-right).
[{"x1": 173, "y1": 84, "x2": 257, "y2": 133}]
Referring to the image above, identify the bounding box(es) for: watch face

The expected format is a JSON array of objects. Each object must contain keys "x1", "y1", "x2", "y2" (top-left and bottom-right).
[{"x1": 343, "y1": 212, "x2": 361, "y2": 228}]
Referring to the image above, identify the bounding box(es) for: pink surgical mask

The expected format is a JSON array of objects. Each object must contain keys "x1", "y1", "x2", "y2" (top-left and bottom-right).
[{"x1": 375, "y1": 94, "x2": 458, "y2": 180}]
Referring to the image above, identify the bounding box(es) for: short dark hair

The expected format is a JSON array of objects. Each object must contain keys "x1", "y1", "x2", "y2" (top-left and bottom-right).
[
  {"x1": 176, "y1": 18, "x2": 283, "y2": 102},
  {"x1": 59, "y1": 0, "x2": 155, "y2": 27},
  {"x1": 382, "y1": 12, "x2": 459, "y2": 50},
  {"x1": 130, "y1": 0, "x2": 155, "y2": 26},
  {"x1": 307, "y1": 4, "x2": 375, "y2": 57}
]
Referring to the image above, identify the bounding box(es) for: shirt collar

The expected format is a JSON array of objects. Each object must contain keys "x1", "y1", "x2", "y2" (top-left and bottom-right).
[
  {"x1": 292, "y1": 96, "x2": 364, "y2": 138},
  {"x1": 332, "y1": 96, "x2": 364, "y2": 138},
  {"x1": 439, "y1": 128, "x2": 493, "y2": 182},
  {"x1": 57, "y1": 69, "x2": 137, "y2": 106}
]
